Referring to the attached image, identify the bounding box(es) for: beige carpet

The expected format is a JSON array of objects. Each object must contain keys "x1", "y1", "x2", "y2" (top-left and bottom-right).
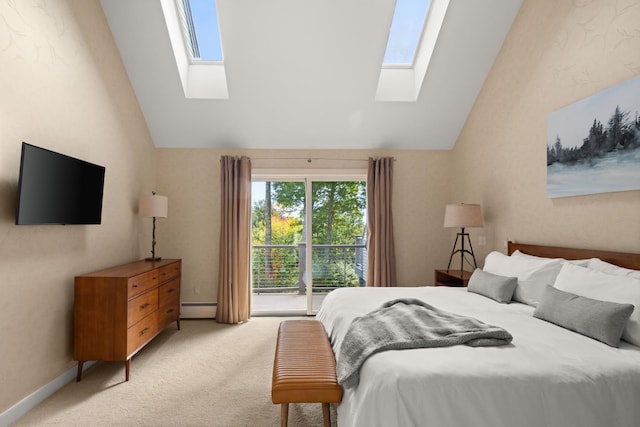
[{"x1": 14, "y1": 318, "x2": 337, "y2": 427}]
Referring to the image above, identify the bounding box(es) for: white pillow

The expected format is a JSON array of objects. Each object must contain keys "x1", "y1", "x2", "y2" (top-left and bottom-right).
[
  {"x1": 554, "y1": 263, "x2": 640, "y2": 346},
  {"x1": 483, "y1": 251, "x2": 564, "y2": 307},
  {"x1": 511, "y1": 249, "x2": 589, "y2": 267},
  {"x1": 587, "y1": 258, "x2": 640, "y2": 280}
]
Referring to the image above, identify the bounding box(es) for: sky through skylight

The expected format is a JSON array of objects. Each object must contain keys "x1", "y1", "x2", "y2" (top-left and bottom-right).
[
  {"x1": 186, "y1": 0, "x2": 223, "y2": 61},
  {"x1": 383, "y1": 0, "x2": 431, "y2": 66}
]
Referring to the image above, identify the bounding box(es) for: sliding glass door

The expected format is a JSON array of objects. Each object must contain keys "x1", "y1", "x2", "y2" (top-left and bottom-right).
[
  {"x1": 251, "y1": 175, "x2": 366, "y2": 315},
  {"x1": 309, "y1": 181, "x2": 367, "y2": 312},
  {"x1": 251, "y1": 180, "x2": 307, "y2": 313}
]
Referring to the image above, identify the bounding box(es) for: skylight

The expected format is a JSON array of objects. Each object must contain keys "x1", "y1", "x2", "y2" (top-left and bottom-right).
[
  {"x1": 177, "y1": 0, "x2": 223, "y2": 62},
  {"x1": 383, "y1": 0, "x2": 431, "y2": 66},
  {"x1": 376, "y1": 0, "x2": 448, "y2": 101},
  {"x1": 161, "y1": 0, "x2": 228, "y2": 99}
]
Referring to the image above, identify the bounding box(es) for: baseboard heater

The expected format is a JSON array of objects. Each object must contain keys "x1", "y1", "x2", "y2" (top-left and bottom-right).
[{"x1": 180, "y1": 302, "x2": 217, "y2": 319}]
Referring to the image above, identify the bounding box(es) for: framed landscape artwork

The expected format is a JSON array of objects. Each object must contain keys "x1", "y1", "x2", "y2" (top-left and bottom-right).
[{"x1": 547, "y1": 75, "x2": 640, "y2": 198}]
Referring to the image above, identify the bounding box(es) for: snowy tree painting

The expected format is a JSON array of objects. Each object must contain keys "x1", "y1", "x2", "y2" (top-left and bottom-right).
[{"x1": 547, "y1": 76, "x2": 640, "y2": 198}]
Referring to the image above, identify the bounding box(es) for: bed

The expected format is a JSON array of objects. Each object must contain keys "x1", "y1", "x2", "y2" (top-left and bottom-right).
[{"x1": 316, "y1": 242, "x2": 640, "y2": 427}]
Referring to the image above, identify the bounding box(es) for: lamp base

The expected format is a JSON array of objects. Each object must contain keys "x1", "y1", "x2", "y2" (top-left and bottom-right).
[
  {"x1": 144, "y1": 257, "x2": 162, "y2": 262},
  {"x1": 446, "y1": 229, "x2": 478, "y2": 272}
]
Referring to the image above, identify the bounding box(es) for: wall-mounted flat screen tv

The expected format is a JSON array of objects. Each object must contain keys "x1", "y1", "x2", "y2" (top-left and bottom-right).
[{"x1": 15, "y1": 142, "x2": 106, "y2": 225}]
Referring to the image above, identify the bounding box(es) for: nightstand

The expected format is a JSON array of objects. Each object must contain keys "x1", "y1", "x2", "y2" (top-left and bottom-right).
[{"x1": 434, "y1": 269, "x2": 473, "y2": 287}]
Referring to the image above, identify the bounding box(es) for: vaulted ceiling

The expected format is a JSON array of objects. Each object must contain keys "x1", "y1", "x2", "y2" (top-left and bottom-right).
[{"x1": 100, "y1": 0, "x2": 522, "y2": 150}]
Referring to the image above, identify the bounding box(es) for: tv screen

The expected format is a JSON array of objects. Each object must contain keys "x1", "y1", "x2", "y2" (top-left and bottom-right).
[{"x1": 15, "y1": 143, "x2": 106, "y2": 225}]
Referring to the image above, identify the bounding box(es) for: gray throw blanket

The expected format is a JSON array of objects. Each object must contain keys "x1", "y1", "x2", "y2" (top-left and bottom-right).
[{"x1": 337, "y1": 298, "x2": 513, "y2": 389}]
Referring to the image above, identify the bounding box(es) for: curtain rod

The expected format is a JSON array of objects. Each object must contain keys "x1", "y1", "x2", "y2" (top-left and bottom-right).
[{"x1": 250, "y1": 157, "x2": 395, "y2": 162}]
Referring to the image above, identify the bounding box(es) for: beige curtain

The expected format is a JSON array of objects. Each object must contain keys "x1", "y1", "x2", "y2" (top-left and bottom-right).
[
  {"x1": 217, "y1": 156, "x2": 252, "y2": 324},
  {"x1": 366, "y1": 157, "x2": 397, "y2": 287}
]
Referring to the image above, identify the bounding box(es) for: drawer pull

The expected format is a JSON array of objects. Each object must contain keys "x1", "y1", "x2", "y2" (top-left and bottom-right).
[
  {"x1": 141, "y1": 303, "x2": 150, "y2": 309},
  {"x1": 167, "y1": 308, "x2": 175, "y2": 314},
  {"x1": 167, "y1": 288, "x2": 175, "y2": 293},
  {"x1": 132, "y1": 284, "x2": 138, "y2": 288},
  {"x1": 139, "y1": 327, "x2": 150, "y2": 336}
]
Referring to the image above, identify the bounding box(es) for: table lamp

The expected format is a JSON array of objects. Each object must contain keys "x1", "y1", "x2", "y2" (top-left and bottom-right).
[
  {"x1": 139, "y1": 192, "x2": 168, "y2": 262},
  {"x1": 444, "y1": 203, "x2": 483, "y2": 273}
]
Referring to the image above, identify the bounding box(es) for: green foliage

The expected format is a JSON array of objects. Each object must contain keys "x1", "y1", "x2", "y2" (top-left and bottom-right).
[
  {"x1": 252, "y1": 197, "x2": 303, "y2": 244},
  {"x1": 310, "y1": 181, "x2": 366, "y2": 244},
  {"x1": 252, "y1": 246, "x2": 300, "y2": 288},
  {"x1": 271, "y1": 182, "x2": 305, "y2": 216},
  {"x1": 312, "y1": 258, "x2": 360, "y2": 288},
  {"x1": 268, "y1": 181, "x2": 366, "y2": 244}
]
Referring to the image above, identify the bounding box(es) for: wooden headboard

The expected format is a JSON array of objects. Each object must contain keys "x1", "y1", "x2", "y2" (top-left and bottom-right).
[{"x1": 507, "y1": 241, "x2": 640, "y2": 270}]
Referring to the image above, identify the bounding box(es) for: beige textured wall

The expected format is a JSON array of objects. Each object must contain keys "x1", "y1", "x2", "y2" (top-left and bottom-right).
[
  {"x1": 6, "y1": 0, "x2": 639, "y2": 417},
  {"x1": 156, "y1": 149, "x2": 451, "y2": 303},
  {"x1": 0, "y1": 0, "x2": 156, "y2": 413},
  {"x1": 451, "y1": 0, "x2": 640, "y2": 263}
]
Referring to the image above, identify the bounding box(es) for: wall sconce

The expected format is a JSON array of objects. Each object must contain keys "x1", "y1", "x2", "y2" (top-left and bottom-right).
[
  {"x1": 444, "y1": 203, "x2": 483, "y2": 273},
  {"x1": 139, "y1": 192, "x2": 168, "y2": 262}
]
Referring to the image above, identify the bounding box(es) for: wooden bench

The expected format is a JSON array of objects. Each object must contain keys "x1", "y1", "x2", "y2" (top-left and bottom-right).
[{"x1": 272, "y1": 320, "x2": 343, "y2": 427}]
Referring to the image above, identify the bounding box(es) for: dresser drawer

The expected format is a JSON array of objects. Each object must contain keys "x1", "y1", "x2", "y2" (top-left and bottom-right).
[
  {"x1": 158, "y1": 299, "x2": 180, "y2": 327},
  {"x1": 128, "y1": 270, "x2": 159, "y2": 297},
  {"x1": 127, "y1": 289, "x2": 158, "y2": 327},
  {"x1": 159, "y1": 278, "x2": 180, "y2": 306},
  {"x1": 158, "y1": 262, "x2": 181, "y2": 284},
  {"x1": 127, "y1": 311, "x2": 159, "y2": 355},
  {"x1": 158, "y1": 278, "x2": 180, "y2": 327}
]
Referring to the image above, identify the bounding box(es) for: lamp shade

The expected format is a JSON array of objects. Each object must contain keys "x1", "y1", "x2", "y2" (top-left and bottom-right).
[
  {"x1": 139, "y1": 194, "x2": 168, "y2": 218},
  {"x1": 444, "y1": 203, "x2": 483, "y2": 228}
]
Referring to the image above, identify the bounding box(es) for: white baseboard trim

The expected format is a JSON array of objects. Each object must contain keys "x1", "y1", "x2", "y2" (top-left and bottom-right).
[
  {"x1": 0, "y1": 361, "x2": 95, "y2": 427},
  {"x1": 180, "y1": 302, "x2": 216, "y2": 319}
]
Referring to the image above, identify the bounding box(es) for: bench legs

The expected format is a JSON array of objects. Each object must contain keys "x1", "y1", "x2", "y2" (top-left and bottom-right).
[
  {"x1": 280, "y1": 403, "x2": 288, "y2": 427},
  {"x1": 322, "y1": 403, "x2": 331, "y2": 427},
  {"x1": 280, "y1": 402, "x2": 331, "y2": 427}
]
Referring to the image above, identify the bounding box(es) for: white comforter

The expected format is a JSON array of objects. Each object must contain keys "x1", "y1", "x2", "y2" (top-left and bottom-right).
[{"x1": 316, "y1": 286, "x2": 640, "y2": 427}]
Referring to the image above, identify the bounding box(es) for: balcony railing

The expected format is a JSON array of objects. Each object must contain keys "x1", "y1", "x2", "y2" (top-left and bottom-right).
[{"x1": 252, "y1": 242, "x2": 367, "y2": 294}]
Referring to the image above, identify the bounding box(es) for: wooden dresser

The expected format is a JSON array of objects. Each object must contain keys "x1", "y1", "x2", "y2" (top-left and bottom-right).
[{"x1": 74, "y1": 259, "x2": 181, "y2": 381}]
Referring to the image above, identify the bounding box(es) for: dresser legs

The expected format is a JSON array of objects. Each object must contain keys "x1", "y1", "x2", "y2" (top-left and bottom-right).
[
  {"x1": 76, "y1": 360, "x2": 130, "y2": 382},
  {"x1": 75, "y1": 316, "x2": 180, "y2": 383},
  {"x1": 76, "y1": 361, "x2": 84, "y2": 382}
]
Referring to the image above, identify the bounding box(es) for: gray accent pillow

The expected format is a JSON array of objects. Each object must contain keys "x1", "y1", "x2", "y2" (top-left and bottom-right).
[
  {"x1": 467, "y1": 268, "x2": 517, "y2": 303},
  {"x1": 534, "y1": 285, "x2": 634, "y2": 347}
]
